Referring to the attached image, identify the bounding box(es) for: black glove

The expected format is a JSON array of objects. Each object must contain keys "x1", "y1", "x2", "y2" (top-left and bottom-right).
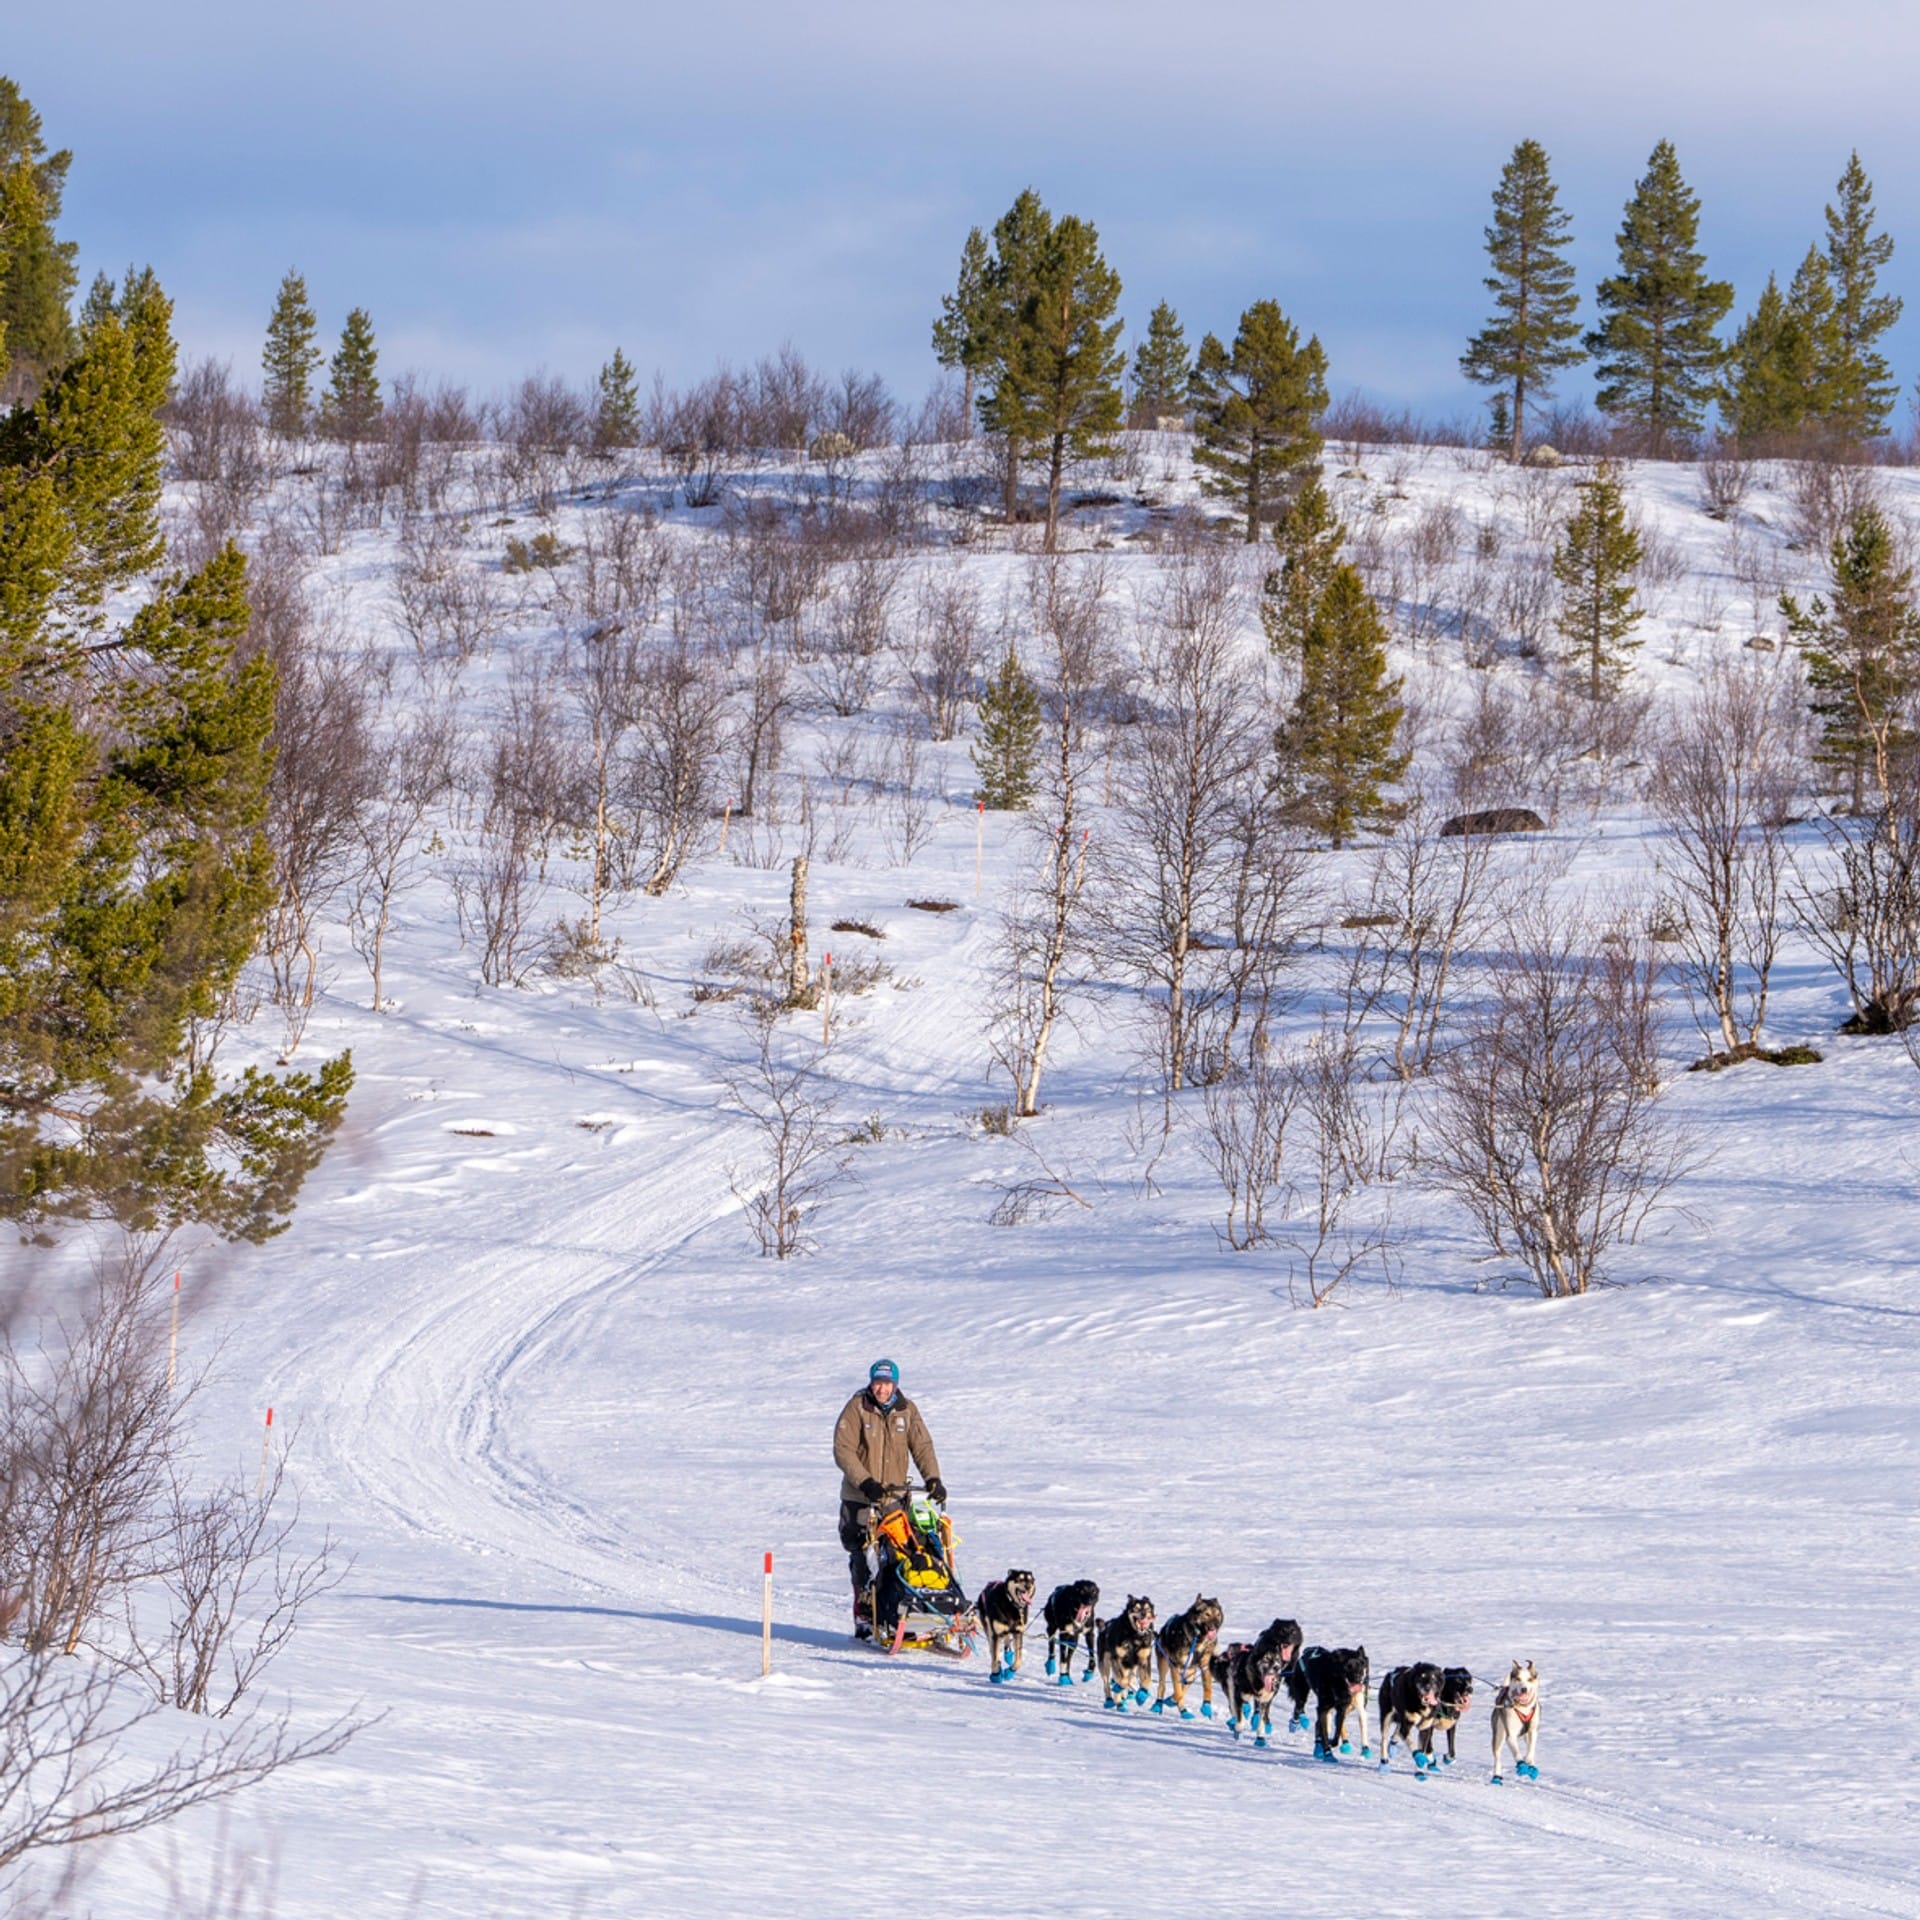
[
  {"x1": 927, "y1": 1478, "x2": 947, "y2": 1504},
  {"x1": 858, "y1": 1478, "x2": 884, "y2": 1502}
]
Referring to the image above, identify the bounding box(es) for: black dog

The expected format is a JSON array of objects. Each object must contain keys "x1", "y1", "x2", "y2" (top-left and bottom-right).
[
  {"x1": 1376, "y1": 1661, "x2": 1444, "y2": 1771},
  {"x1": 977, "y1": 1570, "x2": 1036, "y2": 1683},
  {"x1": 1420, "y1": 1667, "x2": 1475, "y2": 1768},
  {"x1": 1212, "y1": 1617, "x2": 1302, "y2": 1745},
  {"x1": 1286, "y1": 1644, "x2": 1371, "y2": 1761},
  {"x1": 1097, "y1": 1596, "x2": 1156, "y2": 1712},
  {"x1": 1042, "y1": 1579, "x2": 1100, "y2": 1687}
]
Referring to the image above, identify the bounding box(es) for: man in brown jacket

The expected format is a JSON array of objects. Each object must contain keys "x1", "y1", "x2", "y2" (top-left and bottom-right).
[{"x1": 834, "y1": 1359, "x2": 945, "y2": 1634}]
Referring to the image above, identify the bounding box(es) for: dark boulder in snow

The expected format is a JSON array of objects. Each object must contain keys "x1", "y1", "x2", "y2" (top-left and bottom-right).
[{"x1": 1439, "y1": 807, "x2": 1547, "y2": 838}]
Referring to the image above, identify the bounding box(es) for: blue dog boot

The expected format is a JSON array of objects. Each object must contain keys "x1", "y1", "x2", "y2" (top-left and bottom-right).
[
  {"x1": 1134, "y1": 1687, "x2": 1149, "y2": 1705},
  {"x1": 1339, "y1": 1740, "x2": 1352, "y2": 1755},
  {"x1": 1517, "y1": 1761, "x2": 1539, "y2": 1780},
  {"x1": 1200, "y1": 1702, "x2": 1213, "y2": 1720},
  {"x1": 1057, "y1": 1672, "x2": 1073, "y2": 1687},
  {"x1": 1253, "y1": 1734, "x2": 1268, "y2": 1749},
  {"x1": 1045, "y1": 1658, "x2": 1057, "y2": 1677},
  {"x1": 1490, "y1": 1773, "x2": 1504, "y2": 1786},
  {"x1": 1179, "y1": 1708, "x2": 1195, "y2": 1721},
  {"x1": 1412, "y1": 1752, "x2": 1428, "y2": 1772}
]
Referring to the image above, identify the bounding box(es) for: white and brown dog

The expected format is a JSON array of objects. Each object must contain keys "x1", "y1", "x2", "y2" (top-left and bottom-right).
[{"x1": 1489, "y1": 1660, "x2": 1541, "y2": 1783}]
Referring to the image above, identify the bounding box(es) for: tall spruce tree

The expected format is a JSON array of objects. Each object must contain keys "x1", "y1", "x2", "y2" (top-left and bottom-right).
[
  {"x1": 0, "y1": 271, "x2": 351, "y2": 1239},
  {"x1": 1460, "y1": 138, "x2": 1584, "y2": 463},
  {"x1": 972, "y1": 641, "x2": 1042, "y2": 808},
  {"x1": 1273, "y1": 562, "x2": 1408, "y2": 846},
  {"x1": 1821, "y1": 152, "x2": 1902, "y2": 440},
  {"x1": 931, "y1": 225, "x2": 992, "y2": 430},
  {"x1": 320, "y1": 306, "x2": 382, "y2": 445},
  {"x1": 1782, "y1": 504, "x2": 1920, "y2": 812},
  {"x1": 975, "y1": 191, "x2": 1056, "y2": 521},
  {"x1": 1190, "y1": 299, "x2": 1329, "y2": 542},
  {"x1": 1261, "y1": 475, "x2": 1347, "y2": 660},
  {"x1": 261, "y1": 269, "x2": 320, "y2": 438},
  {"x1": 1554, "y1": 463, "x2": 1644, "y2": 700},
  {"x1": 1588, "y1": 141, "x2": 1733, "y2": 452},
  {"x1": 1130, "y1": 300, "x2": 1191, "y2": 425},
  {"x1": 992, "y1": 214, "x2": 1126, "y2": 551},
  {"x1": 0, "y1": 77, "x2": 78, "y2": 404},
  {"x1": 595, "y1": 347, "x2": 641, "y2": 450},
  {"x1": 1718, "y1": 274, "x2": 1804, "y2": 445}
]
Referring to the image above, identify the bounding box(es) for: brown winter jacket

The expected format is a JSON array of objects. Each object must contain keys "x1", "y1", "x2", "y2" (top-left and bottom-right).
[{"x1": 834, "y1": 1388, "x2": 941, "y2": 1506}]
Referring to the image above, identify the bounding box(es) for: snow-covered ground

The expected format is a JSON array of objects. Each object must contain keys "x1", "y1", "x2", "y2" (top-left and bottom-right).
[{"x1": 35, "y1": 437, "x2": 1920, "y2": 1916}]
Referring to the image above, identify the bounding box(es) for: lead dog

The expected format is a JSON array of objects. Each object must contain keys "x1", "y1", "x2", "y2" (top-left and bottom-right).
[
  {"x1": 1287, "y1": 1644, "x2": 1371, "y2": 1761},
  {"x1": 1042, "y1": 1579, "x2": 1100, "y2": 1685},
  {"x1": 1152, "y1": 1595, "x2": 1225, "y2": 1719},
  {"x1": 1376, "y1": 1661, "x2": 1443, "y2": 1771},
  {"x1": 1212, "y1": 1617, "x2": 1302, "y2": 1744},
  {"x1": 1489, "y1": 1660, "x2": 1541, "y2": 1783},
  {"x1": 1097, "y1": 1596, "x2": 1157, "y2": 1711},
  {"x1": 976, "y1": 1570, "x2": 1036, "y2": 1683},
  {"x1": 1421, "y1": 1667, "x2": 1475, "y2": 1768}
]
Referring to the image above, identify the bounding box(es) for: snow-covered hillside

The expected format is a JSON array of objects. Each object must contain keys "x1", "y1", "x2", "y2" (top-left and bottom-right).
[{"x1": 42, "y1": 435, "x2": 1920, "y2": 1917}]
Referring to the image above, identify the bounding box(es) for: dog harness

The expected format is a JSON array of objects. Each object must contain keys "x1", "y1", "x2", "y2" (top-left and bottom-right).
[{"x1": 1497, "y1": 1686, "x2": 1538, "y2": 1726}]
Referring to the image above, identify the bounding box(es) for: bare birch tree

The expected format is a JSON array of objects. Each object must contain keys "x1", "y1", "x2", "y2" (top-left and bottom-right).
[{"x1": 1649, "y1": 661, "x2": 1800, "y2": 1057}]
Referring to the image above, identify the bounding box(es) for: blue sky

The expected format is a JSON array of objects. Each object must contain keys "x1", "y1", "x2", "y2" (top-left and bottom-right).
[{"x1": 16, "y1": 1, "x2": 1920, "y2": 421}]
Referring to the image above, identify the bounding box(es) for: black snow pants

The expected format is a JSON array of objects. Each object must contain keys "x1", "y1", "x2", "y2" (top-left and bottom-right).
[{"x1": 838, "y1": 1500, "x2": 874, "y2": 1596}]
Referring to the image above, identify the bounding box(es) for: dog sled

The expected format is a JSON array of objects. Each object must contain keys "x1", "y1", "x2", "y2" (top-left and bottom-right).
[{"x1": 861, "y1": 1487, "x2": 978, "y2": 1658}]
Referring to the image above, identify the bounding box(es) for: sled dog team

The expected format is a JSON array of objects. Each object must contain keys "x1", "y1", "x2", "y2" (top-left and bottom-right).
[
  {"x1": 976, "y1": 1573, "x2": 1543, "y2": 1785},
  {"x1": 835, "y1": 1362, "x2": 1542, "y2": 1784}
]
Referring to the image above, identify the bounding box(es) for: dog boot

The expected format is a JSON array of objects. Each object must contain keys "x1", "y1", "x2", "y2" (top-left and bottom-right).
[
  {"x1": 1490, "y1": 1773, "x2": 1504, "y2": 1785},
  {"x1": 1134, "y1": 1687, "x2": 1150, "y2": 1705},
  {"x1": 1150, "y1": 1699, "x2": 1167, "y2": 1715},
  {"x1": 1045, "y1": 1658, "x2": 1057, "y2": 1677},
  {"x1": 1253, "y1": 1734, "x2": 1268, "y2": 1749},
  {"x1": 1200, "y1": 1702, "x2": 1214, "y2": 1720},
  {"x1": 1057, "y1": 1671, "x2": 1073, "y2": 1687},
  {"x1": 1179, "y1": 1708, "x2": 1195, "y2": 1721},
  {"x1": 1517, "y1": 1761, "x2": 1538, "y2": 1780}
]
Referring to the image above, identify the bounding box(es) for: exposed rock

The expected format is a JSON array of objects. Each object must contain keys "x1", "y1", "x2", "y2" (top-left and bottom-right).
[{"x1": 1439, "y1": 807, "x2": 1547, "y2": 838}]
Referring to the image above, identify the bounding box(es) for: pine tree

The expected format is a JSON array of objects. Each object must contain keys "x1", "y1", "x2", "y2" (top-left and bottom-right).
[
  {"x1": 972, "y1": 641, "x2": 1042, "y2": 808},
  {"x1": 1273, "y1": 563, "x2": 1409, "y2": 847},
  {"x1": 1460, "y1": 139, "x2": 1584, "y2": 463},
  {"x1": 930, "y1": 225, "x2": 992, "y2": 430},
  {"x1": 1782, "y1": 505, "x2": 1920, "y2": 812},
  {"x1": 1821, "y1": 152, "x2": 1902, "y2": 440},
  {"x1": 1719, "y1": 274, "x2": 1802, "y2": 445},
  {"x1": 2, "y1": 264, "x2": 175, "y2": 620},
  {"x1": 1261, "y1": 475, "x2": 1347, "y2": 659},
  {"x1": 0, "y1": 78, "x2": 78, "y2": 403},
  {"x1": 1190, "y1": 299, "x2": 1329, "y2": 543},
  {"x1": 261, "y1": 268, "x2": 320, "y2": 438},
  {"x1": 0, "y1": 276, "x2": 351, "y2": 1238},
  {"x1": 992, "y1": 214, "x2": 1126, "y2": 551},
  {"x1": 319, "y1": 306, "x2": 382, "y2": 445},
  {"x1": 595, "y1": 346, "x2": 640, "y2": 450},
  {"x1": 1587, "y1": 141, "x2": 1733, "y2": 452},
  {"x1": 975, "y1": 190, "x2": 1056, "y2": 521},
  {"x1": 1130, "y1": 300, "x2": 1191, "y2": 426},
  {"x1": 1553, "y1": 463, "x2": 1644, "y2": 700}
]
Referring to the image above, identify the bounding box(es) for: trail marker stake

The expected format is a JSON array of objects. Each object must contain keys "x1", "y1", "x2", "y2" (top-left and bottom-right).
[
  {"x1": 975, "y1": 800, "x2": 984, "y2": 897},
  {"x1": 167, "y1": 1271, "x2": 180, "y2": 1393},
  {"x1": 761, "y1": 1551, "x2": 774, "y2": 1676},
  {"x1": 256, "y1": 1407, "x2": 274, "y2": 1498},
  {"x1": 720, "y1": 798, "x2": 733, "y2": 855}
]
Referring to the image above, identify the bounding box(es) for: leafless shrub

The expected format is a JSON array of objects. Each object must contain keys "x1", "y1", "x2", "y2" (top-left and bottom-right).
[
  {"x1": 1097, "y1": 571, "x2": 1272, "y2": 1099},
  {"x1": 725, "y1": 1017, "x2": 852, "y2": 1258},
  {"x1": 987, "y1": 1128, "x2": 1094, "y2": 1227},
  {"x1": 121, "y1": 1451, "x2": 344, "y2": 1720},
  {"x1": 1697, "y1": 444, "x2": 1751, "y2": 521},
  {"x1": 166, "y1": 361, "x2": 266, "y2": 549},
  {"x1": 1785, "y1": 455, "x2": 1883, "y2": 555},
  {"x1": 910, "y1": 572, "x2": 980, "y2": 740},
  {"x1": 1492, "y1": 544, "x2": 1557, "y2": 657},
  {"x1": 985, "y1": 559, "x2": 1112, "y2": 1116},
  {"x1": 619, "y1": 639, "x2": 728, "y2": 895},
  {"x1": 1650, "y1": 662, "x2": 1800, "y2": 1055},
  {"x1": 262, "y1": 642, "x2": 378, "y2": 1051},
  {"x1": 880, "y1": 723, "x2": 937, "y2": 866},
  {"x1": 1722, "y1": 523, "x2": 1791, "y2": 638},
  {"x1": 1335, "y1": 792, "x2": 1521, "y2": 1084},
  {"x1": 1632, "y1": 520, "x2": 1688, "y2": 617},
  {"x1": 814, "y1": 553, "x2": 901, "y2": 717},
  {"x1": 1794, "y1": 770, "x2": 1920, "y2": 1034},
  {"x1": 392, "y1": 518, "x2": 504, "y2": 663},
  {"x1": 1199, "y1": 1050, "x2": 1301, "y2": 1250},
  {"x1": 1425, "y1": 903, "x2": 1695, "y2": 1296},
  {"x1": 1401, "y1": 501, "x2": 1461, "y2": 644},
  {"x1": 1281, "y1": 1027, "x2": 1398, "y2": 1308},
  {"x1": 348, "y1": 704, "x2": 453, "y2": 1009},
  {"x1": 500, "y1": 373, "x2": 588, "y2": 514}
]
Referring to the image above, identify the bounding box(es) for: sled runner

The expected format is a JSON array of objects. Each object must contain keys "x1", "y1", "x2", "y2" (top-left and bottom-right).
[{"x1": 863, "y1": 1488, "x2": 977, "y2": 1658}]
